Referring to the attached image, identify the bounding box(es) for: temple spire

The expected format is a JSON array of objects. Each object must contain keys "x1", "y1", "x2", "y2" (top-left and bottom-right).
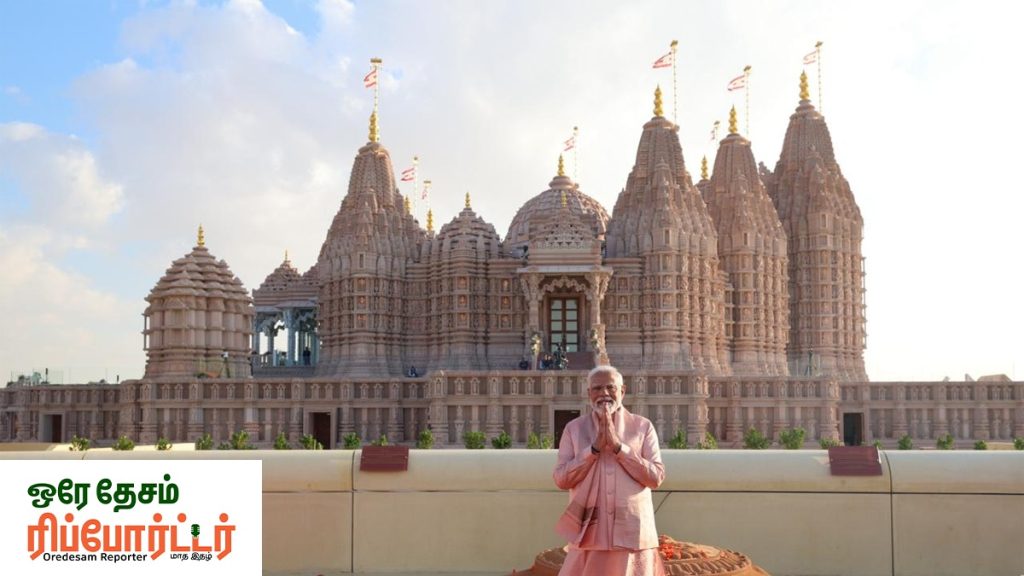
[
  {"x1": 368, "y1": 111, "x2": 379, "y2": 143},
  {"x1": 404, "y1": 195, "x2": 412, "y2": 214},
  {"x1": 701, "y1": 156, "x2": 709, "y2": 180},
  {"x1": 465, "y1": 192, "x2": 471, "y2": 209},
  {"x1": 558, "y1": 154, "x2": 566, "y2": 177},
  {"x1": 654, "y1": 85, "x2": 664, "y2": 117},
  {"x1": 197, "y1": 225, "x2": 205, "y2": 247},
  {"x1": 426, "y1": 209, "x2": 434, "y2": 233},
  {"x1": 284, "y1": 249, "x2": 289, "y2": 262},
  {"x1": 729, "y1": 106, "x2": 738, "y2": 135},
  {"x1": 800, "y1": 70, "x2": 810, "y2": 101}
]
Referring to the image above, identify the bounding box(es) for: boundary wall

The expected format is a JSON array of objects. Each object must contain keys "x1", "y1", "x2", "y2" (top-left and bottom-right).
[{"x1": 1, "y1": 450, "x2": 1021, "y2": 576}]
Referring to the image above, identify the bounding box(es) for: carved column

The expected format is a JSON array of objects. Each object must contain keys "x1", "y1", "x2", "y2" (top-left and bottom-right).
[
  {"x1": 687, "y1": 375, "x2": 709, "y2": 446},
  {"x1": 428, "y1": 371, "x2": 449, "y2": 446},
  {"x1": 585, "y1": 271, "x2": 612, "y2": 366},
  {"x1": 519, "y1": 272, "x2": 544, "y2": 365}
]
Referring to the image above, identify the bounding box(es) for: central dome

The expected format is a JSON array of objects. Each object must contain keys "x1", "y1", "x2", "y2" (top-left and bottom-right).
[{"x1": 504, "y1": 173, "x2": 609, "y2": 254}]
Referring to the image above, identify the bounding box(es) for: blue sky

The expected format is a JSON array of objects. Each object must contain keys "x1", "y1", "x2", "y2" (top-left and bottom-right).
[{"x1": 1, "y1": 0, "x2": 1022, "y2": 383}]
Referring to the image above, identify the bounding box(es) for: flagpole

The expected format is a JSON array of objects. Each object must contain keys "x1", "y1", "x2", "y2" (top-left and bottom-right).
[
  {"x1": 412, "y1": 155, "x2": 419, "y2": 217},
  {"x1": 815, "y1": 41, "x2": 823, "y2": 113},
  {"x1": 743, "y1": 65, "x2": 752, "y2": 138},
  {"x1": 670, "y1": 39, "x2": 678, "y2": 126},
  {"x1": 371, "y1": 57, "x2": 382, "y2": 140},
  {"x1": 572, "y1": 126, "x2": 579, "y2": 182}
]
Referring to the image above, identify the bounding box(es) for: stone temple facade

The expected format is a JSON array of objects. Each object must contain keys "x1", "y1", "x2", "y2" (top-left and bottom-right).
[{"x1": 2, "y1": 74, "x2": 1021, "y2": 449}]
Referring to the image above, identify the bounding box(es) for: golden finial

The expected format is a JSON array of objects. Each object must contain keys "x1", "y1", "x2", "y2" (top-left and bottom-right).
[
  {"x1": 560, "y1": 189, "x2": 568, "y2": 209},
  {"x1": 404, "y1": 195, "x2": 411, "y2": 214},
  {"x1": 701, "y1": 156, "x2": 708, "y2": 180},
  {"x1": 558, "y1": 154, "x2": 566, "y2": 177},
  {"x1": 800, "y1": 70, "x2": 810, "y2": 101},
  {"x1": 368, "y1": 111, "x2": 379, "y2": 143},
  {"x1": 728, "y1": 106, "x2": 738, "y2": 135},
  {"x1": 284, "y1": 249, "x2": 289, "y2": 262},
  {"x1": 197, "y1": 224, "x2": 205, "y2": 247},
  {"x1": 465, "y1": 192, "x2": 471, "y2": 209},
  {"x1": 426, "y1": 209, "x2": 434, "y2": 233},
  {"x1": 654, "y1": 85, "x2": 664, "y2": 117}
]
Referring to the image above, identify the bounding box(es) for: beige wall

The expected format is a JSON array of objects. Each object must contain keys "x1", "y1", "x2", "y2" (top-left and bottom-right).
[{"x1": 1, "y1": 449, "x2": 1021, "y2": 576}]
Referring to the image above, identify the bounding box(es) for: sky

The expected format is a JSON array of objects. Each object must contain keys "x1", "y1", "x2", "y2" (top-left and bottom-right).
[{"x1": 0, "y1": 0, "x2": 1022, "y2": 384}]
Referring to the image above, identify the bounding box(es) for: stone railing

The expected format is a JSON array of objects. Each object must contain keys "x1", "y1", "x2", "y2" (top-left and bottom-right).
[
  {"x1": 4, "y1": 376, "x2": 1022, "y2": 448},
  {"x1": 840, "y1": 381, "x2": 1024, "y2": 443},
  {"x1": 1, "y1": 449, "x2": 1019, "y2": 576}
]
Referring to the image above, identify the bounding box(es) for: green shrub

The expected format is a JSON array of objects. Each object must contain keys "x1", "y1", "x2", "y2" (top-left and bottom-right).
[
  {"x1": 156, "y1": 437, "x2": 173, "y2": 451},
  {"x1": 342, "y1": 432, "x2": 361, "y2": 449},
  {"x1": 416, "y1": 429, "x2": 434, "y2": 449},
  {"x1": 491, "y1": 430, "x2": 512, "y2": 449},
  {"x1": 819, "y1": 437, "x2": 840, "y2": 449},
  {"x1": 229, "y1": 430, "x2": 254, "y2": 450},
  {"x1": 897, "y1": 434, "x2": 913, "y2": 450},
  {"x1": 743, "y1": 427, "x2": 771, "y2": 449},
  {"x1": 779, "y1": 427, "x2": 806, "y2": 450},
  {"x1": 667, "y1": 429, "x2": 688, "y2": 449},
  {"x1": 273, "y1": 431, "x2": 291, "y2": 450},
  {"x1": 696, "y1": 431, "x2": 718, "y2": 450},
  {"x1": 300, "y1": 434, "x2": 323, "y2": 450},
  {"x1": 936, "y1": 434, "x2": 954, "y2": 450},
  {"x1": 872, "y1": 440, "x2": 883, "y2": 449},
  {"x1": 112, "y1": 435, "x2": 135, "y2": 451},
  {"x1": 216, "y1": 442, "x2": 233, "y2": 450},
  {"x1": 194, "y1": 433, "x2": 213, "y2": 451},
  {"x1": 69, "y1": 435, "x2": 91, "y2": 452},
  {"x1": 370, "y1": 434, "x2": 389, "y2": 447},
  {"x1": 973, "y1": 440, "x2": 988, "y2": 450},
  {"x1": 463, "y1": 430, "x2": 486, "y2": 449},
  {"x1": 1015, "y1": 437, "x2": 1024, "y2": 450},
  {"x1": 526, "y1": 432, "x2": 554, "y2": 449}
]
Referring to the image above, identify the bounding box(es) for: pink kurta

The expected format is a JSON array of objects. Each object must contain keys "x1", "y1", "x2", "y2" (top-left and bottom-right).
[{"x1": 553, "y1": 407, "x2": 666, "y2": 576}]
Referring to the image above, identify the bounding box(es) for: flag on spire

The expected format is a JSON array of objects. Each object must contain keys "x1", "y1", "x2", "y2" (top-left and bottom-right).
[
  {"x1": 726, "y1": 74, "x2": 747, "y2": 92},
  {"x1": 401, "y1": 166, "x2": 416, "y2": 182},
  {"x1": 803, "y1": 50, "x2": 818, "y2": 65},
  {"x1": 563, "y1": 135, "x2": 576, "y2": 151},
  {"x1": 652, "y1": 51, "x2": 673, "y2": 69},
  {"x1": 363, "y1": 67, "x2": 378, "y2": 89}
]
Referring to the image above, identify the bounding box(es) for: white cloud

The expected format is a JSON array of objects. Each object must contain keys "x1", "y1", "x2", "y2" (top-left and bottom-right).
[{"x1": 0, "y1": 225, "x2": 139, "y2": 383}]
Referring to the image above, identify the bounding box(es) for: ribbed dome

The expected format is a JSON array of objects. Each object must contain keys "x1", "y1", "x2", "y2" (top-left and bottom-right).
[
  {"x1": 143, "y1": 238, "x2": 253, "y2": 380},
  {"x1": 255, "y1": 257, "x2": 302, "y2": 293},
  {"x1": 425, "y1": 205, "x2": 501, "y2": 261},
  {"x1": 147, "y1": 245, "x2": 250, "y2": 304},
  {"x1": 504, "y1": 174, "x2": 609, "y2": 253}
]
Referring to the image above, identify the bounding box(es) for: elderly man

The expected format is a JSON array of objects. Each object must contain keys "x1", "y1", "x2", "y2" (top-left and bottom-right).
[{"x1": 553, "y1": 365, "x2": 665, "y2": 575}]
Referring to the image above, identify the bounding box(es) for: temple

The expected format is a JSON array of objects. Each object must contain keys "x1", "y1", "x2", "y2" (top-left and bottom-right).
[{"x1": 2, "y1": 74, "x2": 1020, "y2": 449}]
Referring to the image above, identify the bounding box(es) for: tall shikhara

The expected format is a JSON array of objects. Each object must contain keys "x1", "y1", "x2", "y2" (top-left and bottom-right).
[
  {"x1": 315, "y1": 113, "x2": 425, "y2": 376},
  {"x1": 604, "y1": 87, "x2": 728, "y2": 373},
  {"x1": 764, "y1": 72, "x2": 866, "y2": 380},
  {"x1": 706, "y1": 108, "x2": 789, "y2": 375}
]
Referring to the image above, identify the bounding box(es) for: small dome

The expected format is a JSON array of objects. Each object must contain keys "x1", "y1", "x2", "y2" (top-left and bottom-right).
[
  {"x1": 504, "y1": 174, "x2": 609, "y2": 254},
  {"x1": 146, "y1": 245, "x2": 250, "y2": 305},
  {"x1": 256, "y1": 258, "x2": 302, "y2": 293},
  {"x1": 424, "y1": 206, "x2": 501, "y2": 261}
]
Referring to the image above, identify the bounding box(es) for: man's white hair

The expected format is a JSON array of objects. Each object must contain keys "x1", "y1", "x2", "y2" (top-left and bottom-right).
[{"x1": 587, "y1": 365, "x2": 624, "y2": 389}]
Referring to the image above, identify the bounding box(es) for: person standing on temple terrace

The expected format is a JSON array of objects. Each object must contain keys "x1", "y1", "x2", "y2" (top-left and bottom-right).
[{"x1": 553, "y1": 365, "x2": 665, "y2": 576}]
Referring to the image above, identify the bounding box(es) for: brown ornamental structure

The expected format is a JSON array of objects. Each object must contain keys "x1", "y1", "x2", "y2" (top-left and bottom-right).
[
  {"x1": 763, "y1": 72, "x2": 866, "y2": 379},
  {"x1": 26, "y1": 70, "x2": 1018, "y2": 453},
  {"x1": 143, "y1": 226, "x2": 254, "y2": 380}
]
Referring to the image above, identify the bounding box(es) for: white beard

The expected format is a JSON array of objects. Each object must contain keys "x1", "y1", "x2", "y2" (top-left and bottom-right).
[{"x1": 591, "y1": 397, "x2": 621, "y2": 414}]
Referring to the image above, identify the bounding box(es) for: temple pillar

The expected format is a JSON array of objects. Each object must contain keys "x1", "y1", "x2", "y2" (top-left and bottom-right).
[{"x1": 284, "y1": 309, "x2": 295, "y2": 367}]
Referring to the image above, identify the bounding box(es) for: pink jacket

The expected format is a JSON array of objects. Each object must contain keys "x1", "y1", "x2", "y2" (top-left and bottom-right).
[{"x1": 553, "y1": 407, "x2": 665, "y2": 550}]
